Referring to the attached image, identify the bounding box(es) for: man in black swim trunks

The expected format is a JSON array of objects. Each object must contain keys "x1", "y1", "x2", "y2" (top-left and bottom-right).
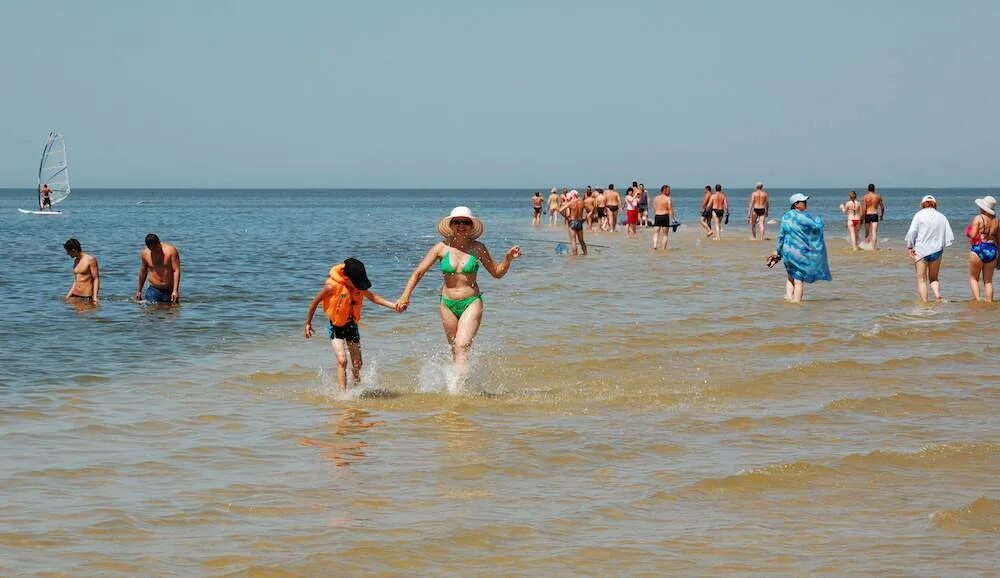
[
  {"x1": 699, "y1": 185, "x2": 713, "y2": 235},
  {"x1": 863, "y1": 183, "x2": 885, "y2": 249},
  {"x1": 651, "y1": 185, "x2": 675, "y2": 250},
  {"x1": 560, "y1": 190, "x2": 588, "y2": 255},
  {"x1": 531, "y1": 191, "x2": 544, "y2": 226}
]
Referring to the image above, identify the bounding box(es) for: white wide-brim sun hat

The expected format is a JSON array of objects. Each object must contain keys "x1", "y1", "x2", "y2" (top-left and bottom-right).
[
  {"x1": 437, "y1": 206, "x2": 485, "y2": 239},
  {"x1": 974, "y1": 195, "x2": 996, "y2": 216}
]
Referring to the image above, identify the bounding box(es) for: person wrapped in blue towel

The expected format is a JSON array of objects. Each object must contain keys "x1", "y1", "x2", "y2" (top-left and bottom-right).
[{"x1": 766, "y1": 193, "x2": 832, "y2": 302}]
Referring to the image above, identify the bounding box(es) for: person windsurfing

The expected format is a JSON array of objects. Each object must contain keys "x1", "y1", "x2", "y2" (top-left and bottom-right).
[{"x1": 39, "y1": 183, "x2": 52, "y2": 210}]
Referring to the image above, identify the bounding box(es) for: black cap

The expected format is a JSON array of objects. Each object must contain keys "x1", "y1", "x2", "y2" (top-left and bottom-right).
[{"x1": 343, "y1": 258, "x2": 371, "y2": 290}]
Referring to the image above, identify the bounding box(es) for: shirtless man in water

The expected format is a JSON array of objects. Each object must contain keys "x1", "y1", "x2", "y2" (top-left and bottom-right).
[
  {"x1": 748, "y1": 182, "x2": 769, "y2": 240},
  {"x1": 710, "y1": 184, "x2": 729, "y2": 240},
  {"x1": 531, "y1": 192, "x2": 544, "y2": 225},
  {"x1": 863, "y1": 183, "x2": 885, "y2": 249},
  {"x1": 559, "y1": 190, "x2": 588, "y2": 255},
  {"x1": 651, "y1": 185, "x2": 674, "y2": 250},
  {"x1": 594, "y1": 188, "x2": 608, "y2": 231},
  {"x1": 604, "y1": 185, "x2": 621, "y2": 232},
  {"x1": 136, "y1": 233, "x2": 182, "y2": 303},
  {"x1": 699, "y1": 185, "x2": 713, "y2": 235},
  {"x1": 63, "y1": 238, "x2": 100, "y2": 304}
]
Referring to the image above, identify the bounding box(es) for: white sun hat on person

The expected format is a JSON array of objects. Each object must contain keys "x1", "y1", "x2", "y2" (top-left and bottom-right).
[
  {"x1": 437, "y1": 206, "x2": 485, "y2": 239},
  {"x1": 974, "y1": 195, "x2": 996, "y2": 216}
]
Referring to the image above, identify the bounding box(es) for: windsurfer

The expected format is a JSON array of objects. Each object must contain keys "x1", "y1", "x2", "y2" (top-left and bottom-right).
[{"x1": 39, "y1": 184, "x2": 52, "y2": 210}]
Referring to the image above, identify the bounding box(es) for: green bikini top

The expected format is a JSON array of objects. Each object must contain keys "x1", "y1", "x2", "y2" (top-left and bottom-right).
[{"x1": 440, "y1": 250, "x2": 480, "y2": 274}]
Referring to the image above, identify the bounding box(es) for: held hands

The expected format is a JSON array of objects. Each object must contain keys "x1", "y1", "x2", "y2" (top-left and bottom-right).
[{"x1": 395, "y1": 297, "x2": 409, "y2": 313}]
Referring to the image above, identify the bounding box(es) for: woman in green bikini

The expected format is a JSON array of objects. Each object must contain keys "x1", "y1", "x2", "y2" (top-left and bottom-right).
[{"x1": 397, "y1": 206, "x2": 521, "y2": 385}]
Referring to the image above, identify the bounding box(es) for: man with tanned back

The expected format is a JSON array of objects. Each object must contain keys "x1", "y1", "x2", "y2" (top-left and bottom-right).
[
  {"x1": 748, "y1": 182, "x2": 770, "y2": 240},
  {"x1": 605, "y1": 184, "x2": 621, "y2": 233},
  {"x1": 559, "y1": 190, "x2": 588, "y2": 256},
  {"x1": 699, "y1": 185, "x2": 713, "y2": 236},
  {"x1": 594, "y1": 188, "x2": 607, "y2": 231},
  {"x1": 532, "y1": 192, "x2": 544, "y2": 226},
  {"x1": 136, "y1": 233, "x2": 182, "y2": 303},
  {"x1": 710, "y1": 184, "x2": 729, "y2": 240},
  {"x1": 651, "y1": 185, "x2": 675, "y2": 250},
  {"x1": 863, "y1": 183, "x2": 886, "y2": 249}
]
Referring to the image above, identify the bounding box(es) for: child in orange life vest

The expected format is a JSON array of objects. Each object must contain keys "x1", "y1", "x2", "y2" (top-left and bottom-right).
[{"x1": 304, "y1": 258, "x2": 398, "y2": 391}]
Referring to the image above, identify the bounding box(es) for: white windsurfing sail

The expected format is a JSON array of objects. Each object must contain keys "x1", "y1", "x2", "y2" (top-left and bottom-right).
[{"x1": 38, "y1": 132, "x2": 70, "y2": 209}]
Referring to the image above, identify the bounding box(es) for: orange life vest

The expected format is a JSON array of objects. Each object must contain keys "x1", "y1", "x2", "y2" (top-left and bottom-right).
[{"x1": 322, "y1": 264, "x2": 364, "y2": 326}]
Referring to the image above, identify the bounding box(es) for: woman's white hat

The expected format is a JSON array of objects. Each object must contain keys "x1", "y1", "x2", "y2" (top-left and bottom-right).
[
  {"x1": 974, "y1": 195, "x2": 996, "y2": 216},
  {"x1": 437, "y1": 206, "x2": 484, "y2": 239}
]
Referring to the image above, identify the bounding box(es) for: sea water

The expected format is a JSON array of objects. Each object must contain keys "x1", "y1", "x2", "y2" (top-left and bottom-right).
[{"x1": 0, "y1": 188, "x2": 997, "y2": 575}]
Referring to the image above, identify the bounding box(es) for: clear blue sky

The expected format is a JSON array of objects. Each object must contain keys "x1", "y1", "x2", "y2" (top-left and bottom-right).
[{"x1": 2, "y1": 0, "x2": 998, "y2": 188}]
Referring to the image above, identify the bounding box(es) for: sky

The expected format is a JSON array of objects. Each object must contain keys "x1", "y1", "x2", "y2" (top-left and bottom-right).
[{"x1": 1, "y1": 0, "x2": 998, "y2": 188}]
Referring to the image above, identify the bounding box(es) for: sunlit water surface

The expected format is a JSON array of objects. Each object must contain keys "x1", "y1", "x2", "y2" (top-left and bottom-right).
[{"x1": 1, "y1": 188, "x2": 997, "y2": 576}]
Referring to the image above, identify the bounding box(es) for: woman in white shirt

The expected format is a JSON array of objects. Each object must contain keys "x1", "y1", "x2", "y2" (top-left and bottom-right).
[{"x1": 904, "y1": 195, "x2": 954, "y2": 302}]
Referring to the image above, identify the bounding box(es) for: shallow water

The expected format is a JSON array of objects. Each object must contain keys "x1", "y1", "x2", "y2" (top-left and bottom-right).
[{"x1": 1, "y1": 188, "x2": 998, "y2": 576}]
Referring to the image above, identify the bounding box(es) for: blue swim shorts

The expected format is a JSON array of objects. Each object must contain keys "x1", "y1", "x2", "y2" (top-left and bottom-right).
[{"x1": 144, "y1": 285, "x2": 173, "y2": 303}]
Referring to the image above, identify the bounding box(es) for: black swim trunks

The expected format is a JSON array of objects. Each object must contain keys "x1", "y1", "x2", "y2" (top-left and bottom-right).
[
  {"x1": 864, "y1": 214, "x2": 880, "y2": 223},
  {"x1": 569, "y1": 219, "x2": 584, "y2": 231},
  {"x1": 701, "y1": 208, "x2": 713, "y2": 220},
  {"x1": 534, "y1": 207, "x2": 542, "y2": 215},
  {"x1": 713, "y1": 209, "x2": 725, "y2": 218},
  {"x1": 328, "y1": 321, "x2": 361, "y2": 343},
  {"x1": 753, "y1": 208, "x2": 766, "y2": 216},
  {"x1": 653, "y1": 214, "x2": 672, "y2": 228}
]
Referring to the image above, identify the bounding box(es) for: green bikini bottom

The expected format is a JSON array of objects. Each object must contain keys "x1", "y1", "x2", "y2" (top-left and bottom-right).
[{"x1": 441, "y1": 294, "x2": 482, "y2": 318}]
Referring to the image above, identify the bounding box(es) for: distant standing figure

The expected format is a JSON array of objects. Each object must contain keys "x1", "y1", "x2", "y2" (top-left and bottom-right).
[
  {"x1": 136, "y1": 233, "x2": 181, "y2": 304},
  {"x1": 63, "y1": 238, "x2": 100, "y2": 304},
  {"x1": 748, "y1": 182, "x2": 769, "y2": 240},
  {"x1": 39, "y1": 184, "x2": 52, "y2": 210},
  {"x1": 651, "y1": 185, "x2": 674, "y2": 250},
  {"x1": 637, "y1": 183, "x2": 649, "y2": 227},
  {"x1": 583, "y1": 189, "x2": 597, "y2": 231},
  {"x1": 560, "y1": 190, "x2": 588, "y2": 255},
  {"x1": 710, "y1": 184, "x2": 729, "y2": 240},
  {"x1": 547, "y1": 188, "x2": 561, "y2": 227},
  {"x1": 624, "y1": 188, "x2": 640, "y2": 238},
  {"x1": 966, "y1": 195, "x2": 998, "y2": 302},
  {"x1": 303, "y1": 258, "x2": 399, "y2": 391},
  {"x1": 605, "y1": 185, "x2": 621, "y2": 232},
  {"x1": 767, "y1": 193, "x2": 832, "y2": 303},
  {"x1": 699, "y1": 185, "x2": 713, "y2": 236},
  {"x1": 594, "y1": 188, "x2": 608, "y2": 231},
  {"x1": 863, "y1": 183, "x2": 885, "y2": 249},
  {"x1": 904, "y1": 195, "x2": 954, "y2": 302},
  {"x1": 841, "y1": 191, "x2": 863, "y2": 250},
  {"x1": 532, "y1": 192, "x2": 544, "y2": 226}
]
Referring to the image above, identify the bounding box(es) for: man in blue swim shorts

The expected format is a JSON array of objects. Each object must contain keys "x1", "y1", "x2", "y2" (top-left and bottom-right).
[{"x1": 136, "y1": 233, "x2": 182, "y2": 304}]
